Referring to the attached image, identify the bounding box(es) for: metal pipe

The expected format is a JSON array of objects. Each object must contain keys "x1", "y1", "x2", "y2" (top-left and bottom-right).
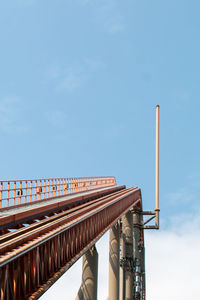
[
  {"x1": 155, "y1": 105, "x2": 160, "y2": 230},
  {"x1": 156, "y1": 105, "x2": 160, "y2": 211}
]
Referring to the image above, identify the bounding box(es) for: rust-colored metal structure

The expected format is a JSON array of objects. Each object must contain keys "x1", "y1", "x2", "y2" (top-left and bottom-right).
[{"x1": 0, "y1": 178, "x2": 144, "y2": 300}]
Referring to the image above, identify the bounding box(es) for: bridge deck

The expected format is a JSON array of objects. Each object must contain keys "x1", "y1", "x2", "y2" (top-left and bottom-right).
[
  {"x1": 0, "y1": 185, "x2": 120, "y2": 216},
  {"x1": 0, "y1": 185, "x2": 125, "y2": 230}
]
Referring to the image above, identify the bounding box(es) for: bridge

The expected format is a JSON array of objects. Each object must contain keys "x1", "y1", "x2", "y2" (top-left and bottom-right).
[{"x1": 0, "y1": 109, "x2": 160, "y2": 300}]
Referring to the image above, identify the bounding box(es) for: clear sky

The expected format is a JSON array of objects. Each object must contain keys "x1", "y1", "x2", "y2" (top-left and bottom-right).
[{"x1": 0, "y1": 1, "x2": 200, "y2": 299}]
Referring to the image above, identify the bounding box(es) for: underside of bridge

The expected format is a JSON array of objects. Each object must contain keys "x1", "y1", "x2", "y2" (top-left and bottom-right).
[{"x1": 0, "y1": 176, "x2": 156, "y2": 300}]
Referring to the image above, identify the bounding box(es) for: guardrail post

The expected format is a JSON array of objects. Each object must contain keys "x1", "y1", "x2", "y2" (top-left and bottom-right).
[
  {"x1": 120, "y1": 211, "x2": 134, "y2": 300},
  {"x1": 75, "y1": 245, "x2": 98, "y2": 300},
  {"x1": 108, "y1": 222, "x2": 120, "y2": 300}
]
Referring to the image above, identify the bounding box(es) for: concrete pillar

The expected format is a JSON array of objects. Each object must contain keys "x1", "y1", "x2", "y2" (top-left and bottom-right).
[
  {"x1": 120, "y1": 260, "x2": 124, "y2": 300},
  {"x1": 108, "y1": 222, "x2": 120, "y2": 300},
  {"x1": 120, "y1": 211, "x2": 134, "y2": 300},
  {"x1": 75, "y1": 245, "x2": 98, "y2": 300}
]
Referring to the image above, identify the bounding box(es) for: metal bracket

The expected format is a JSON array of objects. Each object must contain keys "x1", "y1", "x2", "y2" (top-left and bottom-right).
[{"x1": 141, "y1": 209, "x2": 160, "y2": 230}]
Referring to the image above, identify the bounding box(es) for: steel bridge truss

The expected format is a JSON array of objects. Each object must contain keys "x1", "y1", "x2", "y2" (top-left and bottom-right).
[{"x1": 0, "y1": 181, "x2": 142, "y2": 300}]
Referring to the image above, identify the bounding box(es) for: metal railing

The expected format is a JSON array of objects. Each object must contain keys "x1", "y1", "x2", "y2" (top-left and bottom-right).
[{"x1": 0, "y1": 176, "x2": 116, "y2": 209}]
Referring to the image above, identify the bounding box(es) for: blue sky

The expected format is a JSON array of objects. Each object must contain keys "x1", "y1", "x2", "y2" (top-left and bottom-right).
[{"x1": 1, "y1": 1, "x2": 200, "y2": 299}]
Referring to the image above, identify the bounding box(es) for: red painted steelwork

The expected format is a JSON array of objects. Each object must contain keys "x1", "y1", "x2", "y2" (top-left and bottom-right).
[
  {"x1": 0, "y1": 188, "x2": 132, "y2": 255},
  {"x1": 0, "y1": 185, "x2": 125, "y2": 231},
  {"x1": 0, "y1": 187, "x2": 141, "y2": 300}
]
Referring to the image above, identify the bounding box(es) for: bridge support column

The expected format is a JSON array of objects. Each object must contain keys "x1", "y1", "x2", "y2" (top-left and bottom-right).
[
  {"x1": 140, "y1": 245, "x2": 145, "y2": 300},
  {"x1": 133, "y1": 210, "x2": 144, "y2": 300},
  {"x1": 75, "y1": 245, "x2": 98, "y2": 300},
  {"x1": 108, "y1": 222, "x2": 120, "y2": 300},
  {"x1": 120, "y1": 211, "x2": 134, "y2": 300}
]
